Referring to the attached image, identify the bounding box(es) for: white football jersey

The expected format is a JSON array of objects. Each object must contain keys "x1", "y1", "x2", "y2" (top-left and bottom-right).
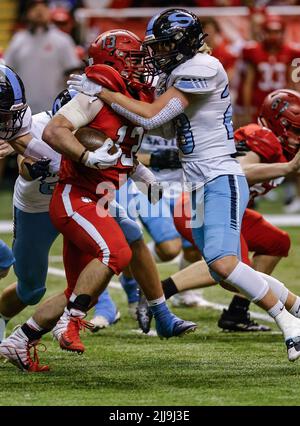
[
  {"x1": 156, "y1": 53, "x2": 244, "y2": 186},
  {"x1": 140, "y1": 134, "x2": 183, "y2": 187},
  {"x1": 13, "y1": 111, "x2": 61, "y2": 213}
]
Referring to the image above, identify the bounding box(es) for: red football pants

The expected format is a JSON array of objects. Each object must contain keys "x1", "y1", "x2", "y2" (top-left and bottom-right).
[
  {"x1": 173, "y1": 193, "x2": 290, "y2": 266},
  {"x1": 49, "y1": 183, "x2": 132, "y2": 299}
]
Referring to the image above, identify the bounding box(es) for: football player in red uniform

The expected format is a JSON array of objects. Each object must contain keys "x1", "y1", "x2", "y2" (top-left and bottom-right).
[
  {"x1": 242, "y1": 15, "x2": 300, "y2": 122},
  {"x1": 0, "y1": 30, "x2": 196, "y2": 373},
  {"x1": 159, "y1": 89, "x2": 300, "y2": 331}
]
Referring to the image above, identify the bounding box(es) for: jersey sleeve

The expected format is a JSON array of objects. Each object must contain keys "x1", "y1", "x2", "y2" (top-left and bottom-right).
[
  {"x1": 57, "y1": 93, "x2": 103, "y2": 129},
  {"x1": 173, "y1": 63, "x2": 218, "y2": 94}
]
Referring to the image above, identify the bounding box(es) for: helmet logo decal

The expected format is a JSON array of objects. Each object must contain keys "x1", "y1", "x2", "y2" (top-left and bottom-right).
[{"x1": 167, "y1": 13, "x2": 193, "y2": 27}]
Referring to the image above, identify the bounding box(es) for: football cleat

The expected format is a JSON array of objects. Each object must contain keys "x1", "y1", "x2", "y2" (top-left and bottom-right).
[
  {"x1": 90, "y1": 310, "x2": 121, "y2": 332},
  {"x1": 155, "y1": 314, "x2": 197, "y2": 339},
  {"x1": 0, "y1": 327, "x2": 49, "y2": 372},
  {"x1": 218, "y1": 309, "x2": 271, "y2": 332},
  {"x1": 54, "y1": 308, "x2": 93, "y2": 354},
  {"x1": 286, "y1": 337, "x2": 300, "y2": 362},
  {"x1": 137, "y1": 291, "x2": 153, "y2": 334}
]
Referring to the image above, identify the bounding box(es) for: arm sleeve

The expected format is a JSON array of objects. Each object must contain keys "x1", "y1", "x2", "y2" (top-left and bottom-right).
[
  {"x1": 130, "y1": 162, "x2": 156, "y2": 185},
  {"x1": 24, "y1": 137, "x2": 61, "y2": 173},
  {"x1": 111, "y1": 97, "x2": 184, "y2": 130},
  {"x1": 57, "y1": 93, "x2": 103, "y2": 129}
]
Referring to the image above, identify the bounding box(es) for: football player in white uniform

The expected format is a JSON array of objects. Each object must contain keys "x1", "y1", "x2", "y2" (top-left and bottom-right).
[{"x1": 69, "y1": 9, "x2": 300, "y2": 361}]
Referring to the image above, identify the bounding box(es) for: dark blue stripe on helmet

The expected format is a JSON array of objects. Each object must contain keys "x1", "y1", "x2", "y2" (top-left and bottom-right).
[{"x1": 0, "y1": 65, "x2": 23, "y2": 105}]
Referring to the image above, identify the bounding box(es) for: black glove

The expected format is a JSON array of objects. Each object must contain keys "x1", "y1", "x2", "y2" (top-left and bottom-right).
[
  {"x1": 231, "y1": 140, "x2": 251, "y2": 158},
  {"x1": 149, "y1": 149, "x2": 181, "y2": 170},
  {"x1": 148, "y1": 182, "x2": 163, "y2": 204},
  {"x1": 23, "y1": 158, "x2": 51, "y2": 180}
]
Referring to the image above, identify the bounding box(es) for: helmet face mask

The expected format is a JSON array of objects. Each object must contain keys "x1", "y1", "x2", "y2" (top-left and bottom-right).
[
  {"x1": 88, "y1": 30, "x2": 152, "y2": 90},
  {"x1": 143, "y1": 8, "x2": 206, "y2": 76},
  {"x1": 0, "y1": 65, "x2": 27, "y2": 140},
  {"x1": 259, "y1": 89, "x2": 300, "y2": 158}
]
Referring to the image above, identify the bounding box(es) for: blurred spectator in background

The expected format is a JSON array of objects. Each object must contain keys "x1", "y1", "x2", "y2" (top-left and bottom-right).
[
  {"x1": 18, "y1": 0, "x2": 83, "y2": 19},
  {"x1": 5, "y1": 0, "x2": 82, "y2": 113},
  {"x1": 242, "y1": 15, "x2": 300, "y2": 123},
  {"x1": 202, "y1": 18, "x2": 237, "y2": 83}
]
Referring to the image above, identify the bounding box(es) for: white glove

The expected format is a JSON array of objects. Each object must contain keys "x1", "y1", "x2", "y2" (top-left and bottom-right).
[
  {"x1": 83, "y1": 138, "x2": 122, "y2": 169},
  {"x1": 67, "y1": 74, "x2": 103, "y2": 97}
]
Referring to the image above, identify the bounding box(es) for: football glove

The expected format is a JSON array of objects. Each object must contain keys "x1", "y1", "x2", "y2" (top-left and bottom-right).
[
  {"x1": 83, "y1": 138, "x2": 122, "y2": 169},
  {"x1": 23, "y1": 158, "x2": 51, "y2": 180},
  {"x1": 68, "y1": 74, "x2": 103, "y2": 97},
  {"x1": 149, "y1": 149, "x2": 182, "y2": 170}
]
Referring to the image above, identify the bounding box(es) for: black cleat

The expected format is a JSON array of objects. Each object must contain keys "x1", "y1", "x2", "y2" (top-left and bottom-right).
[
  {"x1": 137, "y1": 291, "x2": 153, "y2": 334},
  {"x1": 218, "y1": 309, "x2": 271, "y2": 332}
]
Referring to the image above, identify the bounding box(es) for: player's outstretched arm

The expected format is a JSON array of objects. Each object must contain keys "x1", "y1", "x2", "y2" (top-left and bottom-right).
[{"x1": 242, "y1": 150, "x2": 300, "y2": 185}]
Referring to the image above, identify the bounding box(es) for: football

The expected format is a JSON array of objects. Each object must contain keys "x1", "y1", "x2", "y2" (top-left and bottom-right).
[{"x1": 74, "y1": 126, "x2": 118, "y2": 154}]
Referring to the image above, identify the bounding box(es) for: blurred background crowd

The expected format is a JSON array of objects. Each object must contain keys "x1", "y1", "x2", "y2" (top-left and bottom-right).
[{"x1": 1, "y1": 0, "x2": 300, "y2": 212}]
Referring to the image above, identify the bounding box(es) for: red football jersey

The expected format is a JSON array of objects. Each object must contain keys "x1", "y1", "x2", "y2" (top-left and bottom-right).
[
  {"x1": 242, "y1": 41, "x2": 300, "y2": 111},
  {"x1": 211, "y1": 41, "x2": 237, "y2": 72},
  {"x1": 235, "y1": 123, "x2": 287, "y2": 201},
  {"x1": 59, "y1": 78, "x2": 153, "y2": 197}
]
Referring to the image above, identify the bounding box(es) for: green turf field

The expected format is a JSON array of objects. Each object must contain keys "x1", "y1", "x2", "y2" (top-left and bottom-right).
[{"x1": 0, "y1": 189, "x2": 300, "y2": 406}]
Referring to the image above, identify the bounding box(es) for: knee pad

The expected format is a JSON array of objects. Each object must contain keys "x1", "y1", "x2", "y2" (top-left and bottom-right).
[
  {"x1": 119, "y1": 218, "x2": 143, "y2": 245},
  {"x1": 16, "y1": 282, "x2": 46, "y2": 305}
]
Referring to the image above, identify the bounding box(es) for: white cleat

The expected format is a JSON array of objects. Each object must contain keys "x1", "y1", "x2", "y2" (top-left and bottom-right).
[
  {"x1": 0, "y1": 327, "x2": 49, "y2": 372},
  {"x1": 286, "y1": 337, "x2": 300, "y2": 362},
  {"x1": 171, "y1": 291, "x2": 204, "y2": 308},
  {"x1": 90, "y1": 311, "x2": 121, "y2": 332},
  {"x1": 128, "y1": 302, "x2": 138, "y2": 320}
]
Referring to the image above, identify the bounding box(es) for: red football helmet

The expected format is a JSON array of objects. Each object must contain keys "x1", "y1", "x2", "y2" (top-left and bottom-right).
[
  {"x1": 88, "y1": 29, "x2": 150, "y2": 91},
  {"x1": 259, "y1": 89, "x2": 300, "y2": 158}
]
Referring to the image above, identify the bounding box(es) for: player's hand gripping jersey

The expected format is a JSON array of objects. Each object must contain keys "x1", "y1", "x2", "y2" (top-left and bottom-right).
[
  {"x1": 59, "y1": 64, "x2": 154, "y2": 195},
  {"x1": 157, "y1": 53, "x2": 237, "y2": 163},
  {"x1": 235, "y1": 123, "x2": 287, "y2": 201}
]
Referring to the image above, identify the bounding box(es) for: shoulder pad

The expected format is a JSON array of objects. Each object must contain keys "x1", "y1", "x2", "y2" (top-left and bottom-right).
[
  {"x1": 243, "y1": 125, "x2": 285, "y2": 163},
  {"x1": 172, "y1": 54, "x2": 218, "y2": 80},
  {"x1": 85, "y1": 64, "x2": 127, "y2": 94}
]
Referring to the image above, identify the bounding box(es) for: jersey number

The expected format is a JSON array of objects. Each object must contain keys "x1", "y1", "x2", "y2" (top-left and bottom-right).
[
  {"x1": 39, "y1": 180, "x2": 57, "y2": 195},
  {"x1": 176, "y1": 113, "x2": 195, "y2": 155},
  {"x1": 258, "y1": 62, "x2": 287, "y2": 91},
  {"x1": 116, "y1": 125, "x2": 144, "y2": 166}
]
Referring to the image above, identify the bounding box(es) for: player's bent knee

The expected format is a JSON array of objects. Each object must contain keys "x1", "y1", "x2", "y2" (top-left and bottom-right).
[
  {"x1": 156, "y1": 239, "x2": 182, "y2": 261},
  {"x1": 16, "y1": 283, "x2": 46, "y2": 305},
  {"x1": 120, "y1": 219, "x2": 143, "y2": 245}
]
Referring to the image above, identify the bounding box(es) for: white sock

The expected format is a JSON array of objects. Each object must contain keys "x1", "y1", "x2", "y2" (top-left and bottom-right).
[
  {"x1": 289, "y1": 297, "x2": 300, "y2": 318},
  {"x1": 69, "y1": 293, "x2": 77, "y2": 303},
  {"x1": 148, "y1": 295, "x2": 166, "y2": 307},
  {"x1": 27, "y1": 317, "x2": 43, "y2": 332},
  {"x1": 147, "y1": 241, "x2": 163, "y2": 263},
  {"x1": 258, "y1": 272, "x2": 289, "y2": 305},
  {"x1": 273, "y1": 307, "x2": 300, "y2": 340},
  {"x1": 225, "y1": 262, "x2": 269, "y2": 302}
]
